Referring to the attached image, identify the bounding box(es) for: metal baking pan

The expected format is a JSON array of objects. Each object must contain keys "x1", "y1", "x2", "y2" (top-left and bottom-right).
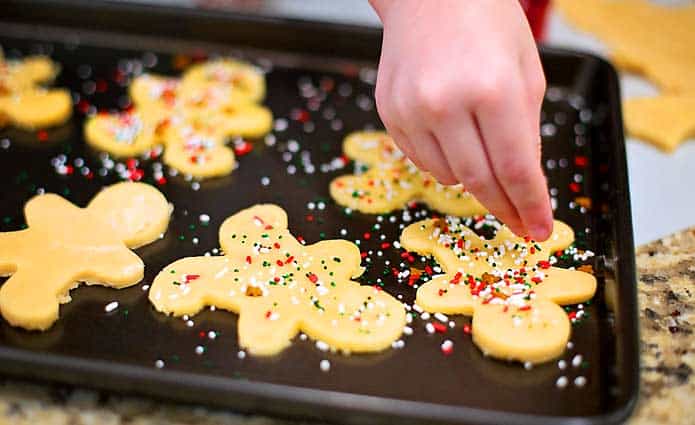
[{"x1": 0, "y1": 1, "x2": 639, "y2": 424}]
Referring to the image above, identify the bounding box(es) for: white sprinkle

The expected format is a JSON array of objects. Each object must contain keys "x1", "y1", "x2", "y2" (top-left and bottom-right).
[
  {"x1": 558, "y1": 360, "x2": 567, "y2": 370},
  {"x1": 186, "y1": 320, "x2": 194, "y2": 327},
  {"x1": 191, "y1": 182, "x2": 200, "y2": 191},
  {"x1": 199, "y1": 214, "x2": 210, "y2": 224},
  {"x1": 142, "y1": 284, "x2": 150, "y2": 291},
  {"x1": 320, "y1": 359, "x2": 331, "y2": 372},
  {"x1": 104, "y1": 301, "x2": 119, "y2": 313},
  {"x1": 420, "y1": 312, "x2": 431, "y2": 320},
  {"x1": 425, "y1": 323, "x2": 435, "y2": 334},
  {"x1": 237, "y1": 350, "x2": 246, "y2": 359},
  {"x1": 261, "y1": 176, "x2": 270, "y2": 186},
  {"x1": 316, "y1": 340, "x2": 330, "y2": 351},
  {"x1": 572, "y1": 354, "x2": 583, "y2": 367},
  {"x1": 403, "y1": 326, "x2": 413, "y2": 336},
  {"x1": 556, "y1": 376, "x2": 568, "y2": 389},
  {"x1": 574, "y1": 376, "x2": 587, "y2": 387},
  {"x1": 299, "y1": 333, "x2": 308, "y2": 341},
  {"x1": 434, "y1": 312, "x2": 448, "y2": 323},
  {"x1": 208, "y1": 331, "x2": 217, "y2": 339},
  {"x1": 0, "y1": 139, "x2": 10, "y2": 149},
  {"x1": 195, "y1": 345, "x2": 205, "y2": 355},
  {"x1": 524, "y1": 362, "x2": 533, "y2": 370},
  {"x1": 567, "y1": 341, "x2": 574, "y2": 350},
  {"x1": 192, "y1": 237, "x2": 199, "y2": 245},
  {"x1": 154, "y1": 359, "x2": 165, "y2": 369}
]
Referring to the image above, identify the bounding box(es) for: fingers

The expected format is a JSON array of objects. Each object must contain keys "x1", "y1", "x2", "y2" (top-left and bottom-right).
[
  {"x1": 375, "y1": 71, "x2": 427, "y2": 170},
  {"x1": 475, "y1": 77, "x2": 553, "y2": 241},
  {"x1": 408, "y1": 131, "x2": 457, "y2": 184},
  {"x1": 435, "y1": 113, "x2": 525, "y2": 234}
]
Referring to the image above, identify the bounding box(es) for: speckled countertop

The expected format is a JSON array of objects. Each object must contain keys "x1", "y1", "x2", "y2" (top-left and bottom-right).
[{"x1": 0, "y1": 229, "x2": 693, "y2": 425}]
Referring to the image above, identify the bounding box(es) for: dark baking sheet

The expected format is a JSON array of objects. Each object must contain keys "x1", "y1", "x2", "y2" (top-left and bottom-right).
[{"x1": 0, "y1": 2, "x2": 638, "y2": 424}]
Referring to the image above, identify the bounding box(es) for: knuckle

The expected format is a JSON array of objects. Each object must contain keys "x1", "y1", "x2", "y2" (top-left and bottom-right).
[
  {"x1": 414, "y1": 80, "x2": 450, "y2": 119},
  {"x1": 496, "y1": 157, "x2": 534, "y2": 184},
  {"x1": 470, "y1": 75, "x2": 506, "y2": 108},
  {"x1": 456, "y1": 169, "x2": 487, "y2": 195}
]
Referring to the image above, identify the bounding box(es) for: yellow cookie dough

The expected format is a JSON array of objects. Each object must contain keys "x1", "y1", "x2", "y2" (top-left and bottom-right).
[
  {"x1": 85, "y1": 59, "x2": 272, "y2": 179},
  {"x1": 330, "y1": 131, "x2": 487, "y2": 215},
  {"x1": 623, "y1": 96, "x2": 695, "y2": 152},
  {"x1": 400, "y1": 216, "x2": 596, "y2": 363},
  {"x1": 149, "y1": 204, "x2": 406, "y2": 356},
  {"x1": 554, "y1": 0, "x2": 695, "y2": 151},
  {"x1": 0, "y1": 52, "x2": 71, "y2": 130},
  {"x1": 0, "y1": 182, "x2": 170, "y2": 330}
]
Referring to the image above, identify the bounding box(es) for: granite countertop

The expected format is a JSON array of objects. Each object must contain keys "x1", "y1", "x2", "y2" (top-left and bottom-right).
[{"x1": 0, "y1": 229, "x2": 693, "y2": 425}]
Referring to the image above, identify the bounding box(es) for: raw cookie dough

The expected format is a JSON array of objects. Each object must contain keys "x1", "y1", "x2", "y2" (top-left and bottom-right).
[
  {"x1": 149, "y1": 204, "x2": 406, "y2": 356},
  {"x1": 0, "y1": 182, "x2": 170, "y2": 330},
  {"x1": 0, "y1": 52, "x2": 71, "y2": 129},
  {"x1": 400, "y1": 216, "x2": 596, "y2": 364},
  {"x1": 554, "y1": 0, "x2": 695, "y2": 151},
  {"x1": 84, "y1": 58, "x2": 272, "y2": 179},
  {"x1": 623, "y1": 96, "x2": 695, "y2": 153},
  {"x1": 330, "y1": 131, "x2": 486, "y2": 215}
]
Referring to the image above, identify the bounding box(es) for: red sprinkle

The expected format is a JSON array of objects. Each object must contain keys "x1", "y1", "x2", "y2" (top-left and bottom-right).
[
  {"x1": 463, "y1": 324, "x2": 472, "y2": 335},
  {"x1": 184, "y1": 274, "x2": 200, "y2": 283},
  {"x1": 433, "y1": 322, "x2": 447, "y2": 333},
  {"x1": 450, "y1": 272, "x2": 463, "y2": 284},
  {"x1": 233, "y1": 140, "x2": 253, "y2": 156},
  {"x1": 307, "y1": 273, "x2": 318, "y2": 284},
  {"x1": 37, "y1": 130, "x2": 49, "y2": 142},
  {"x1": 538, "y1": 260, "x2": 551, "y2": 269},
  {"x1": 569, "y1": 182, "x2": 581, "y2": 193},
  {"x1": 245, "y1": 256, "x2": 252, "y2": 264}
]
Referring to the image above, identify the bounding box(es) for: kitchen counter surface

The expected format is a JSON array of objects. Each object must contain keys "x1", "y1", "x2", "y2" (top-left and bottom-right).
[{"x1": 1, "y1": 227, "x2": 693, "y2": 425}]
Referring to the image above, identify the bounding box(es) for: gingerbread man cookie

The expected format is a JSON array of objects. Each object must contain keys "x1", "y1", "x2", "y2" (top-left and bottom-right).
[
  {"x1": 330, "y1": 131, "x2": 487, "y2": 216},
  {"x1": 149, "y1": 204, "x2": 406, "y2": 356},
  {"x1": 85, "y1": 58, "x2": 272, "y2": 179},
  {"x1": 400, "y1": 216, "x2": 596, "y2": 364},
  {"x1": 0, "y1": 182, "x2": 170, "y2": 330},
  {"x1": 0, "y1": 51, "x2": 72, "y2": 129}
]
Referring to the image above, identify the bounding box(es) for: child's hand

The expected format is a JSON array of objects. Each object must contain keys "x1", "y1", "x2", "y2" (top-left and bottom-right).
[{"x1": 369, "y1": 0, "x2": 552, "y2": 240}]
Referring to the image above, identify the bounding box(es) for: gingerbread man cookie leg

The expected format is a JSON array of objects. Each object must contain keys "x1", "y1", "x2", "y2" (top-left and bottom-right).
[
  {"x1": 150, "y1": 204, "x2": 406, "y2": 356},
  {"x1": 0, "y1": 183, "x2": 170, "y2": 330}
]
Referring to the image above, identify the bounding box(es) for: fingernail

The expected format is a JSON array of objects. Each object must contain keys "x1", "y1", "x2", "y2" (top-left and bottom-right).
[{"x1": 530, "y1": 222, "x2": 552, "y2": 241}]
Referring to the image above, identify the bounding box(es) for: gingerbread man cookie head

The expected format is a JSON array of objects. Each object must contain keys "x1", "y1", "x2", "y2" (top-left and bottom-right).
[
  {"x1": 150, "y1": 204, "x2": 405, "y2": 356},
  {"x1": 0, "y1": 182, "x2": 170, "y2": 330}
]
